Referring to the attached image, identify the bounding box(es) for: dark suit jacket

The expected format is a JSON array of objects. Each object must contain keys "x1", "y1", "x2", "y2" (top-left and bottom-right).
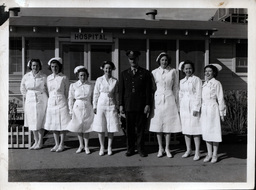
[{"x1": 119, "y1": 66, "x2": 152, "y2": 112}]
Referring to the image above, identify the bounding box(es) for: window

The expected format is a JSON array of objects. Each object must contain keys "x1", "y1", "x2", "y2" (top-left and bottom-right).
[
  {"x1": 90, "y1": 44, "x2": 112, "y2": 81},
  {"x1": 9, "y1": 37, "x2": 23, "y2": 112},
  {"x1": 62, "y1": 44, "x2": 84, "y2": 81},
  {"x1": 25, "y1": 38, "x2": 55, "y2": 76},
  {"x1": 235, "y1": 43, "x2": 247, "y2": 73},
  {"x1": 9, "y1": 37, "x2": 22, "y2": 80}
]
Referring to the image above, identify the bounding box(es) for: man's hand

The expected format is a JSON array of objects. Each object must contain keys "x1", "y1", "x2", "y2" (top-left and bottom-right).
[
  {"x1": 144, "y1": 105, "x2": 150, "y2": 118},
  {"x1": 120, "y1": 106, "x2": 124, "y2": 114}
]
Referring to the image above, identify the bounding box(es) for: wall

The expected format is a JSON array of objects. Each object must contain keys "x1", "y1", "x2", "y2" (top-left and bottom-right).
[{"x1": 209, "y1": 39, "x2": 247, "y2": 90}]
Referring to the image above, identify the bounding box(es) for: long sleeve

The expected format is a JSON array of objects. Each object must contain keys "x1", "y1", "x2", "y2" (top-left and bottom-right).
[
  {"x1": 90, "y1": 83, "x2": 94, "y2": 105},
  {"x1": 20, "y1": 76, "x2": 27, "y2": 96},
  {"x1": 178, "y1": 81, "x2": 183, "y2": 111},
  {"x1": 68, "y1": 83, "x2": 75, "y2": 114},
  {"x1": 93, "y1": 78, "x2": 100, "y2": 109},
  {"x1": 216, "y1": 82, "x2": 226, "y2": 117},
  {"x1": 63, "y1": 76, "x2": 70, "y2": 99},
  {"x1": 172, "y1": 69, "x2": 179, "y2": 104},
  {"x1": 114, "y1": 80, "x2": 119, "y2": 109},
  {"x1": 119, "y1": 72, "x2": 125, "y2": 107},
  {"x1": 192, "y1": 77, "x2": 202, "y2": 112}
]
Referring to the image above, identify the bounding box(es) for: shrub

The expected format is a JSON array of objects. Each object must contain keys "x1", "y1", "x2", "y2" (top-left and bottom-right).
[{"x1": 223, "y1": 90, "x2": 247, "y2": 134}]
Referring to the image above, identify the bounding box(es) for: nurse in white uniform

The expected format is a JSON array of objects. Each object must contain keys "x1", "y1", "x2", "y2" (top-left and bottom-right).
[
  {"x1": 44, "y1": 57, "x2": 71, "y2": 152},
  {"x1": 179, "y1": 60, "x2": 202, "y2": 161},
  {"x1": 92, "y1": 61, "x2": 120, "y2": 156},
  {"x1": 149, "y1": 52, "x2": 181, "y2": 158},
  {"x1": 201, "y1": 64, "x2": 226, "y2": 163},
  {"x1": 67, "y1": 66, "x2": 94, "y2": 154},
  {"x1": 20, "y1": 59, "x2": 48, "y2": 150}
]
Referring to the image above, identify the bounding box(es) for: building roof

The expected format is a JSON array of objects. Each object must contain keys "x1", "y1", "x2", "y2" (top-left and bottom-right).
[{"x1": 9, "y1": 8, "x2": 247, "y2": 39}]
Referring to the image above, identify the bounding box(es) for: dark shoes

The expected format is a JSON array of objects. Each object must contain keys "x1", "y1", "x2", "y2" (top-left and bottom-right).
[
  {"x1": 125, "y1": 150, "x2": 148, "y2": 157},
  {"x1": 125, "y1": 150, "x2": 135, "y2": 157},
  {"x1": 138, "y1": 151, "x2": 148, "y2": 157}
]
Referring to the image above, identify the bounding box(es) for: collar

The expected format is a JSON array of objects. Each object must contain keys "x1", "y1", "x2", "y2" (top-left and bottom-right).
[
  {"x1": 181, "y1": 75, "x2": 194, "y2": 84},
  {"x1": 76, "y1": 80, "x2": 89, "y2": 87},
  {"x1": 131, "y1": 66, "x2": 139, "y2": 71},
  {"x1": 128, "y1": 66, "x2": 140, "y2": 74},
  {"x1": 158, "y1": 66, "x2": 171, "y2": 73},
  {"x1": 48, "y1": 72, "x2": 63, "y2": 81},
  {"x1": 203, "y1": 77, "x2": 216, "y2": 86},
  {"x1": 29, "y1": 71, "x2": 41, "y2": 77}
]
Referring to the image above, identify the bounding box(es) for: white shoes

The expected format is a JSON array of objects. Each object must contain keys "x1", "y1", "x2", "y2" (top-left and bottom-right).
[
  {"x1": 165, "y1": 148, "x2": 172, "y2": 158},
  {"x1": 211, "y1": 155, "x2": 218, "y2": 163},
  {"x1": 76, "y1": 146, "x2": 84, "y2": 154},
  {"x1": 203, "y1": 155, "x2": 212, "y2": 162},
  {"x1": 85, "y1": 148, "x2": 91, "y2": 155},
  {"x1": 157, "y1": 149, "x2": 165, "y2": 158},
  {"x1": 99, "y1": 148, "x2": 104, "y2": 156},
  {"x1": 193, "y1": 154, "x2": 200, "y2": 161},
  {"x1": 108, "y1": 148, "x2": 113, "y2": 156},
  {"x1": 182, "y1": 151, "x2": 192, "y2": 158}
]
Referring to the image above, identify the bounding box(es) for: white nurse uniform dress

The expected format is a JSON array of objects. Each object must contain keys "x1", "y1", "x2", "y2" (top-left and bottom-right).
[
  {"x1": 20, "y1": 71, "x2": 48, "y2": 130},
  {"x1": 92, "y1": 75, "x2": 120, "y2": 133},
  {"x1": 149, "y1": 67, "x2": 182, "y2": 133},
  {"x1": 201, "y1": 78, "x2": 226, "y2": 142},
  {"x1": 179, "y1": 75, "x2": 202, "y2": 135},
  {"x1": 44, "y1": 73, "x2": 70, "y2": 131},
  {"x1": 66, "y1": 80, "x2": 94, "y2": 133}
]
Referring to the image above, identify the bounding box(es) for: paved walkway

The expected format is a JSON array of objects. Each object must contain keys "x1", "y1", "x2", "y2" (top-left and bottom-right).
[{"x1": 8, "y1": 132, "x2": 248, "y2": 184}]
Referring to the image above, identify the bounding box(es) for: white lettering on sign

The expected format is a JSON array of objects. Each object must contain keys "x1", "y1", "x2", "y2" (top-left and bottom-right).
[{"x1": 71, "y1": 33, "x2": 113, "y2": 42}]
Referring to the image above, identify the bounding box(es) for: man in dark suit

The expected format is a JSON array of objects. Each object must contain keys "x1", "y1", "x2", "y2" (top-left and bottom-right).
[{"x1": 119, "y1": 50, "x2": 152, "y2": 157}]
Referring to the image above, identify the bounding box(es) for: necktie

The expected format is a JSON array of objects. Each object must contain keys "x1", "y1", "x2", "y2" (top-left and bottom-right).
[{"x1": 132, "y1": 69, "x2": 136, "y2": 75}]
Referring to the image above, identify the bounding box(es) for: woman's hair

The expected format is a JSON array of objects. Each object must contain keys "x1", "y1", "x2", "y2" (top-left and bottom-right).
[
  {"x1": 157, "y1": 54, "x2": 171, "y2": 66},
  {"x1": 27, "y1": 59, "x2": 42, "y2": 70},
  {"x1": 48, "y1": 60, "x2": 63, "y2": 72},
  {"x1": 204, "y1": 65, "x2": 218, "y2": 78},
  {"x1": 100, "y1": 61, "x2": 116, "y2": 70},
  {"x1": 181, "y1": 60, "x2": 195, "y2": 74},
  {"x1": 76, "y1": 68, "x2": 89, "y2": 78}
]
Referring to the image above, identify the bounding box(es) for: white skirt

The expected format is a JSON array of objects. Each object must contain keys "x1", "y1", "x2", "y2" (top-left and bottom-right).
[
  {"x1": 44, "y1": 94, "x2": 71, "y2": 131},
  {"x1": 180, "y1": 97, "x2": 202, "y2": 135},
  {"x1": 92, "y1": 105, "x2": 120, "y2": 133},
  {"x1": 201, "y1": 100, "x2": 222, "y2": 142},
  {"x1": 149, "y1": 93, "x2": 182, "y2": 133},
  {"x1": 67, "y1": 100, "x2": 94, "y2": 133},
  {"x1": 24, "y1": 91, "x2": 48, "y2": 131}
]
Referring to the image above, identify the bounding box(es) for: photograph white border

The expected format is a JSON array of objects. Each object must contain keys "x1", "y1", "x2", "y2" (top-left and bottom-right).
[{"x1": 0, "y1": 0, "x2": 255, "y2": 189}]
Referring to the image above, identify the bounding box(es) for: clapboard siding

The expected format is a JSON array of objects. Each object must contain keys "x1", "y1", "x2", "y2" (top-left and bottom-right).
[{"x1": 210, "y1": 40, "x2": 247, "y2": 90}]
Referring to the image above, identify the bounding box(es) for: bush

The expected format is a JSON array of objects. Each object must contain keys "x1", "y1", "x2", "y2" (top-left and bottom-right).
[{"x1": 223, "y1": 90, "x2": 247, "y2": 134}]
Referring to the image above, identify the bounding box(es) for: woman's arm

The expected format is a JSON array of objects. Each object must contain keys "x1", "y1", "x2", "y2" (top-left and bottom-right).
[
  {"x1": 93, "y1": 78, "x2": 100, "y2": 110},
  {"x1": 68, "y1": 83, "x2": 75, "y2": 115},
  {"x1": 216, "y1": 81, "x2": 226, "y2": 120},
  {"x1": 20, "y1": 75, "x2": 27, "y2": 96}
]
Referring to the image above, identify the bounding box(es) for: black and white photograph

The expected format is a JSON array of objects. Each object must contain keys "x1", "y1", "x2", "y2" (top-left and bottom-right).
[{"x1": 0, "y1": 0, "x2": 255, "y2": 189}]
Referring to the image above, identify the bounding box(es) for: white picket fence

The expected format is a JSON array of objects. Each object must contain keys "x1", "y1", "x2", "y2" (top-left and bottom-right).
[{"x1": 8, "y1": 125, "x2": 31, "y2": 148}]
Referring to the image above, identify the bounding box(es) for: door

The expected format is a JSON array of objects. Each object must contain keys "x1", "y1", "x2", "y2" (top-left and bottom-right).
[{"x1": 89, "y1": 44, "x2": 112, "y2": 81}]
